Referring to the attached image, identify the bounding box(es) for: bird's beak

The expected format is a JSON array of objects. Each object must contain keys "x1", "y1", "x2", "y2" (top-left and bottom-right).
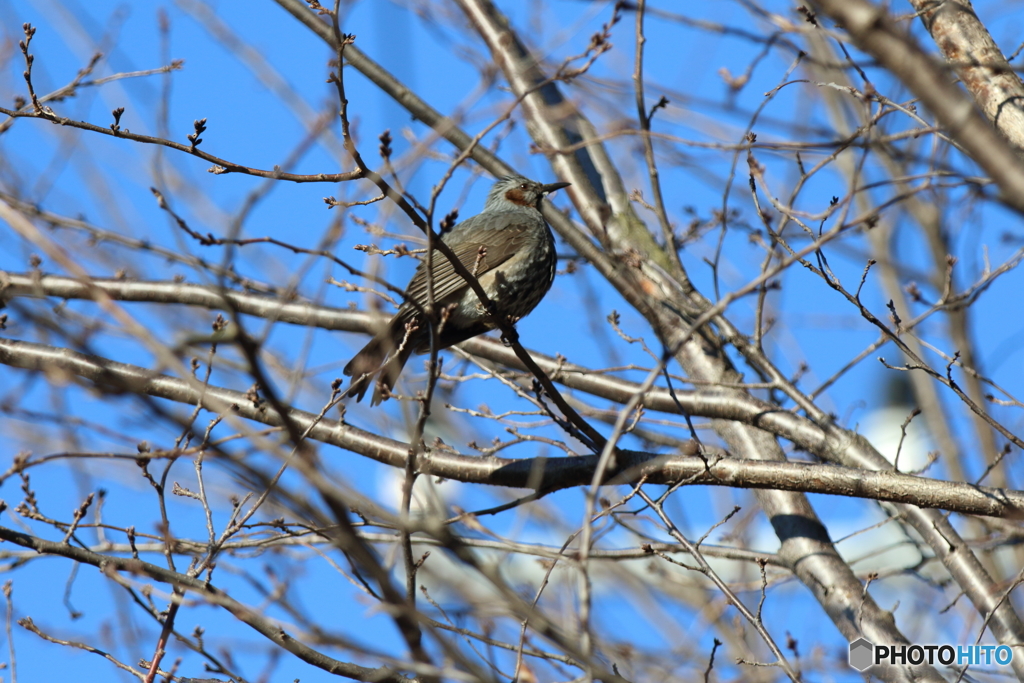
[{"x1": 540, "y1": 181, "x2": 571, "y2": 195}]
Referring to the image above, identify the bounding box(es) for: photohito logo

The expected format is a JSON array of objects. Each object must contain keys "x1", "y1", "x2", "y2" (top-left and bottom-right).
[
  {"x1": 848, "y1": 638, "x2": 1014, "y2": 671},
  {"x1": 849, "y1": 638, "x2": 873, "y2": 671}
]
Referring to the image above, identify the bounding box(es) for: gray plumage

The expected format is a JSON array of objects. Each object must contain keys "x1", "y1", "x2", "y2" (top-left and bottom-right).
[{"x1": 344, "y1": 174, "x2": 570, "y2": 405}]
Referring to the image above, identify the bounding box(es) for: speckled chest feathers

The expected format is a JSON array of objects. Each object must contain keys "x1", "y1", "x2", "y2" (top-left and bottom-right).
[{"x1": 440, "y1": 194, "x2": 557, "y2": 329}]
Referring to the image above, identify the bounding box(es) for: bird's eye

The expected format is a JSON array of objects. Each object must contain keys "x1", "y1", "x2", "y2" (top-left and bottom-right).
[{"x1": 519, "y1": 183, "x2": 528, "y2": 190}]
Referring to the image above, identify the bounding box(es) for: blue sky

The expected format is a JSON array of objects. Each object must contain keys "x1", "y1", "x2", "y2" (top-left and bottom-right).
[{"x1": 2, "y1": 1, "x2": 1023, "y2": 681}]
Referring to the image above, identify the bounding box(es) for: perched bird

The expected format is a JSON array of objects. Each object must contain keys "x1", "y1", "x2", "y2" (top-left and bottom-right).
[{"x1": 344, "y1": 174, "x2": 570, "y2": 405}]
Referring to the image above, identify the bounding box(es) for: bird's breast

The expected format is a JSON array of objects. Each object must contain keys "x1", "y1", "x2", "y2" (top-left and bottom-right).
[{"x1": 448, "y1": 222, "x2": 556, "y2": 327}]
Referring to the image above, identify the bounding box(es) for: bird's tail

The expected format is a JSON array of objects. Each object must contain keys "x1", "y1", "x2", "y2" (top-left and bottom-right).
[
  {"x1": 343, "y1": 320, "x2": 414, "y2": 405},
  {"x1": 369, "y1": 346, "x2": 412, "y2": 406}
]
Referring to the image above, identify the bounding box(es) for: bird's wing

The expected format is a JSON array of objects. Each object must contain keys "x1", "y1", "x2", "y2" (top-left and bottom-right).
[{"x1": 401, "y1": 220, "x2": 531, "y2": 311}]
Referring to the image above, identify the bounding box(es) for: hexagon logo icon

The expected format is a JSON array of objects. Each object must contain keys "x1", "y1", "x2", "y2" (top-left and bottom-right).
[{"x1": 849, "y1": 637, "x2": 874, "y2": 671}]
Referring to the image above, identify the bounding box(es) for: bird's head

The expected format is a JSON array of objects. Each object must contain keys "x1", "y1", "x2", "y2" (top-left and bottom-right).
[{"x1": 484, "y1": 175, "x2": 571, "y2": 212}]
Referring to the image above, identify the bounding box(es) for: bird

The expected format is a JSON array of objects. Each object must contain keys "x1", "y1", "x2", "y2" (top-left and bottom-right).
[{"x1": 343, "y1": 174, "x2": 570, "y2": 405}]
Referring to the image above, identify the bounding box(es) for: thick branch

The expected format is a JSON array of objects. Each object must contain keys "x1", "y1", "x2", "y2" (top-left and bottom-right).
[
  {"x1": 2, "y1": 336, "x2": 1022, "y2": 518},
  {"x1": 909, "y1": 0, "x2": 1024, "y2": 152},
  {"x1": 809, "y1": 0, "x2": 1024, "y2": 207}
]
